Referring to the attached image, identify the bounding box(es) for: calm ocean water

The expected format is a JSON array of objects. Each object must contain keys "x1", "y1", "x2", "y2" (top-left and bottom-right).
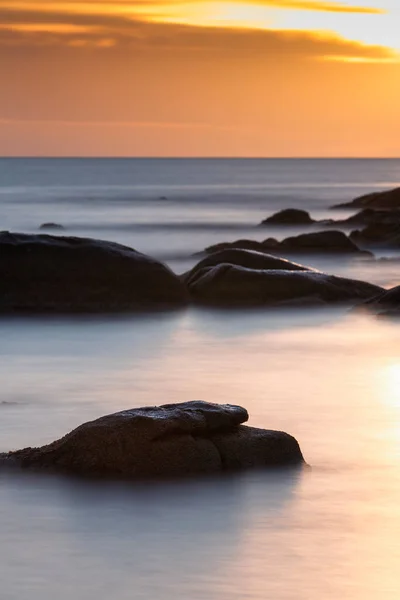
[{"x1": 1, "y1": 158, "x2": 400, "y2": 600}]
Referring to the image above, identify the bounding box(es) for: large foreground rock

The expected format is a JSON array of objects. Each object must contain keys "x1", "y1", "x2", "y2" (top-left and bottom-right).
[
  {"x1": 332, "y1": 187, "x2": 400, "y2": 210},
  {"x1": 187, "y1": 264, "x2": 382, "y2": 306},
  {"x1": 203, "y1": 230, "x2": 370, "y2": 257},
  {"x1": 1, "y1": 401, "x2": 305, "y2": 477},
  {"x1": 0, "y1": 232, "x2": 187, "y2": 312}
]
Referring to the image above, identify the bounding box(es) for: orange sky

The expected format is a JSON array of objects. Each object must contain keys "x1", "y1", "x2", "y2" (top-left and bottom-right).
[{"x1": 1, "y1": 0, "x2": 400, "y2": 156}]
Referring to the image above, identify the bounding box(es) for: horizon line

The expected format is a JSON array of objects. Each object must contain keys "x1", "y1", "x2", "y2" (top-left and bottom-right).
[{"x1": 1, "y1": 156, "x2": 400, "y2": 160}]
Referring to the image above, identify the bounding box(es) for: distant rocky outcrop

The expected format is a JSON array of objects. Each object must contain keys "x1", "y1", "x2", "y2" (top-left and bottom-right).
[
  {"x1": 186, "y1": 263, "x2": 382, "y2": 307},
  {"x1": 0, "y1": 401, "x2": 305, "y2": 477},
  {"x1": 0, "y1": 231, "x2": 187, "y2": 312},
  {"x1": 260, "y1": 209, "x2": 315, "y2": 226},
  {"x1": 331, "y1": 187, "x2": 400, "y2": 210},
  {"x1": 39, "y1": 222, "x2": 65, "y2": 231},
  {"x1": 203, "y1": 230, "x2": 370, "y2": 257}
]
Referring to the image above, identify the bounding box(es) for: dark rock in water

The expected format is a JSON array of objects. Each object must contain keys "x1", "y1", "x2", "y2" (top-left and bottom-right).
[
  {"x1": 39, "y1": 222, "x2": 65, "y2": 231},
  {"x1": 331, "y1": 187, "x2": 400, "y2": 210},
  {"x1": 260, "y1": 208, "x2": 315, "y2": 226},
  {"x1": 1, "y1": 401, "x2": 305, "y2": 477},
  {"x1": 0, "y1": 231, "x2": 187, "y2": 312},
  {"x1": 202, "y1": 239, "x2": 274, "y2": 255},
  {"x1": 202, "y1": 231, "x2": 370, "y2": 257},
  {"x1": 276, "y1": 230, "x2": 370, "y2": 255},
  {"x1": 350, "y1": 222, "x2": 400, "y2": 248},
  {"x1": 355, "y1": 285, "x2": 400, "y2": 317},
  {"x1": 187, "y1": 264, "x2": 383, "y2": 306},
  {"x1": 182, "y1": 249, "x2": 311, "y2": 286},
  {"x1": 319, "y1": 208, "x2": 400, "y2": 228}
]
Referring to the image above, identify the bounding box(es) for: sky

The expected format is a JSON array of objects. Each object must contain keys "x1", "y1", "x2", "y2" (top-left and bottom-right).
[{"x1": 1, "y1": 0, "x2": 400, "y2": 156}]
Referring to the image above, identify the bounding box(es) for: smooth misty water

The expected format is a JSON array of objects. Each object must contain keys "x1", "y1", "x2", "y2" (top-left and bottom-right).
[{"x1": 1, "y1": 158, "x2": 400, "y2": 600}]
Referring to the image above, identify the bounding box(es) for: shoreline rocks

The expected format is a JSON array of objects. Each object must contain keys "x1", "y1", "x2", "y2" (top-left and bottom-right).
[
  {"x1": 0, "y1": 401, "x2": 305, "y2": 478},
  {"x1": 331, "y1": 187, "x2": 400, "y2": 210},
  {"x1": 0, "y1": 231, "x2": 188, "y2": 313}
]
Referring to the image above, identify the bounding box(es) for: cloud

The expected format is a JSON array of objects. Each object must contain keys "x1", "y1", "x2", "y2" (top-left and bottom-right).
[
  {"x1": 0, "y1": 0, "x2": 395, "y2": 62},
  {"x1": 239, "y1": 0, "x2": 384, "y2": 14}
]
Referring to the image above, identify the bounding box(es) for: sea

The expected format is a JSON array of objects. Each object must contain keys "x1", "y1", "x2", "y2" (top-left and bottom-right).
[{"x1": 1, "y1": 157, "x2": 400, "y2": 600}]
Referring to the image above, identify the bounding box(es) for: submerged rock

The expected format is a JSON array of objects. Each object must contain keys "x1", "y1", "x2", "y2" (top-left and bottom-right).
[
  {"x1": 39, "y1": 222, "x2": 65, "y2": 231},
  {"x1": 182, "y1": 249, "x2": 311, "y2": 286},
  {"x1": 260, "y1": 209, "x2": 315, "y2": 226},
  {"x1": 1, "y1": 401, "x2": 305, "y2": 477},
  {"x1": 331, "y1": 187, "x2": 400, "y2": 210},
  {"x1": 187, "y1": 264, "x2": 383, "y2": 306},
  {"x1": 0, "y1": 231, "x2": 187, "y2": 312}
]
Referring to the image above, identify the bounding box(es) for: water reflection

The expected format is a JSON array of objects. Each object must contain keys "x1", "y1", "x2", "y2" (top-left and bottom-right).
[{"x1": 0, "y1": 468, "x2": 302, "y2": 600}]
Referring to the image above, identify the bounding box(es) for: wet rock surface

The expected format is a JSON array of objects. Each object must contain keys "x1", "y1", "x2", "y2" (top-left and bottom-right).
[{"x1": 0, "y1": 401, "x2": 305, "y2": 477}]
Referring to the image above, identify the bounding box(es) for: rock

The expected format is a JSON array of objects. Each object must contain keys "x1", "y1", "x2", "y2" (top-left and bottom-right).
[
  {"x1": 319, "y1": 208, "x2": 400, "y2": 228},
  {"x1": 276, "y1": 230, "x2": 370, "y2": 255},
  {"x1": 0, "y1": 231, "x2": 187, "y2": 312},
  {"x1": 202, "y1": 239, "x2": 274, "y2": 255},
  {"x1": 331, "y1": 187, "x2": 400, "y2": 210},
  {"x1": 355, "y1": 285, "x2": 400, "y2": 316},
  {"x1": 260, "y1": 208, "x2": 315, "y2": 226},
  {"x1": 202, "y1": 231, "x2": 370, "y2": 257},
  {"x1": 350, "y1": 222, "x2": 400, "y2": 248},
  {"x1": 1, "y1": 401, "x2": 305, "y2": 477},
  {"x1": 39, "y1": 222, "x2": 65, "y2": 231},
  {"x1": 187, "y1": 264, "x2": 382, "y2": 306},
  {"x1": 182, "y1": 249, "x2": 311, "y2": 286}
]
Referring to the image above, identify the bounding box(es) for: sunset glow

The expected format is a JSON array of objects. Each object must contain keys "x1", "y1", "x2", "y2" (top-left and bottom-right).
[{"x1": 1, "y1": 0, "x2": 399, "y2": 156}]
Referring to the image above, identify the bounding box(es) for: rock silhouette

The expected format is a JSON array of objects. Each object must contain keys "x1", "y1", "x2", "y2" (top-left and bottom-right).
[
  {"x1": 39, "y1": 222, "x2": 65, "y2": 231},
  {"x1": 183, "y1": 249, "x2": 311, "y2": 286},
  {"x1": 356, "y1": 285, "x2": 400, "y2": 317},
  {"x1": 0, "y1": 232, "x2": 187, "y2": 312},
  {"x1": 332, "y1": 187, "x2": 400, "y2": 210},
  {"x1": 260, "y1": 209, "x2": 315, "y2": 226},
  {"x1": 187, "y1": 264, "x2": 382, "y2": 306},
  {"x1": 203, "y1": 230, "x2": 370, "y2": 257},
  {"x1": 0, "y1": 401, "x2": 305, "y2": 477}
]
